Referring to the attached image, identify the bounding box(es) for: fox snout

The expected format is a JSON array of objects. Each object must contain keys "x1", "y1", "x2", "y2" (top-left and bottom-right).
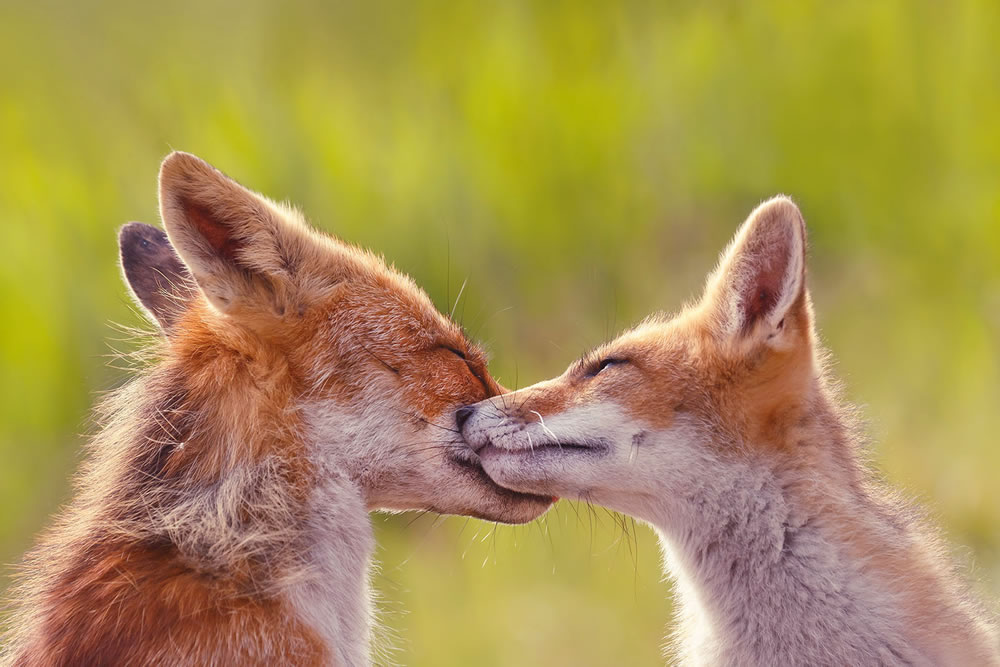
[
  {"x1": 456, "y1": 398, "x2": 537, "y2": 456},
  {"x1": 454, "y1": 404, "x2": 476, "y2": 431},
  {"x1": 456, "y1": 402, "x2": 493, "y2": 455}
]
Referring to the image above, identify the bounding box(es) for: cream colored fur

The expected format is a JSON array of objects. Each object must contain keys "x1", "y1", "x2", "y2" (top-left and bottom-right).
[{"x1": 461, "y1": 197, "x2": 999, "y2": 665}]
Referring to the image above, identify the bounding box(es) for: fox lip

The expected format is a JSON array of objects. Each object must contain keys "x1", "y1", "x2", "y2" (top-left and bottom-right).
[
  {"x1": 473, "y1": 440, "x2": 609, "y2": 457},
  {"x1": 446, "y1": 450, "x2": 554, "y2": 502}
]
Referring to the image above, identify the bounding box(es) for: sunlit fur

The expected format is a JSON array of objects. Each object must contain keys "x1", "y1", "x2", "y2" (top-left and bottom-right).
[
  {"x1": 1, "y1": 152, "x2": 550, "y2": 666},
  {"x1": 462, "y1": 197, "x2": 999, "y2": 665}
]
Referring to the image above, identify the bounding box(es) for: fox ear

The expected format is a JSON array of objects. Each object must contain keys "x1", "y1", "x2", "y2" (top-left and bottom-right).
[
  {"x1": 701, "y1": 196, "x2": 809, "y2": 345},
  {"x1": 158, "y1": 152, "x2": 314, "y2": 317},
  {"x1": 119, "y1": 222, "x2": 195, "y2": 332}
]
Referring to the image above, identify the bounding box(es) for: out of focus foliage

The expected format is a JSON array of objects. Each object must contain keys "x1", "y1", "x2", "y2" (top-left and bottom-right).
[{"x1": 1, "y1": 1, "x2": 997, "y2": 664}]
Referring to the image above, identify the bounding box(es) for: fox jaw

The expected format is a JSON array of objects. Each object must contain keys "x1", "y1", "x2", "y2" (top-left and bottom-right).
[{"x1": 462, "y1": 197, "x2": 999, "y2": 664}]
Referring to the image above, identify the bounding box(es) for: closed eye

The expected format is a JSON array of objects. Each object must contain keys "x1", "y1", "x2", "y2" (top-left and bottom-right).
[
  {"x1": 587, "y1": 357, "x2": 628, "y2": 377},
  {"x1": 441, "y1": 344, "x2": 493, "y2": 397}
]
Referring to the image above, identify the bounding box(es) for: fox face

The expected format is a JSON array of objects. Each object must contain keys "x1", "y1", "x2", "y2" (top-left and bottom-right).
[
  {"x1": 459, "y1": 197, "x2": 818, "y2": 522},
  {"x1": 123, "y1": 152, "x2": 551, "y2": 524}
]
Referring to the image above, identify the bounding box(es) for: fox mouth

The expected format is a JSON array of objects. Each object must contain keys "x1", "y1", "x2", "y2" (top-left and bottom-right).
[
  {"x1": 472, "y1": 440, "x2": 609, "y2": 457},
  {"x1": 447, "y1": 449, "x2": 554, "y2": 499}
]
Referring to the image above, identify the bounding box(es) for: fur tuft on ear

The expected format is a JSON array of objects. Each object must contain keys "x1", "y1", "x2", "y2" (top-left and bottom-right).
[
  {"x1": 158, "y1": 151, "x2": 315, "y2": 317},
  {"x1": 119, "y1": 222, "x2": 195, "y2": 332},
  {"x1": 702, "y1": 196, "x2": 809, "y2": 344}
]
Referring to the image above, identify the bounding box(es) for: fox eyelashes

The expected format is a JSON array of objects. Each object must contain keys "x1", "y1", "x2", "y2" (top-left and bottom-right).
[{"x1": 588, "y1": 357, "x2": 628, "y2": 377}]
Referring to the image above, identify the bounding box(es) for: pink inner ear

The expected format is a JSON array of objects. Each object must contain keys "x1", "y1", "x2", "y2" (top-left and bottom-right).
[
  {"x1": 184, "y1": 199, "x2": 243, "y2": 264},
  {"x1": 739, "y1": 250, "x2": 788, "y2": 335}
]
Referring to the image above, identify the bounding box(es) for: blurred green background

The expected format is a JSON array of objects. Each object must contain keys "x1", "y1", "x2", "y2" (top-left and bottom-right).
[{"x1": 1, "y1": 1, "x2": 998, "y2": 664}]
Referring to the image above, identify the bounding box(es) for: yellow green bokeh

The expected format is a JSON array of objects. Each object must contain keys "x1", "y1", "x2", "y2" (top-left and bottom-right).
[{"x1": 1, "y1": 2, "x2": 997, "y2": 664}]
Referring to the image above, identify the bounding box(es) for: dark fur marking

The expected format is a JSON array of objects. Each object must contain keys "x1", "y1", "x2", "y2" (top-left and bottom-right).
[{"x1": 134, "y1": 380, "x2": 191, "y2": 484}]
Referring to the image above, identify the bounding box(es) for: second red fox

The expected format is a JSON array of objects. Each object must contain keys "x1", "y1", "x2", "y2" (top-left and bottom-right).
[{"x1": 459, "y1": 197, "x2": 1000, "y2": 665}]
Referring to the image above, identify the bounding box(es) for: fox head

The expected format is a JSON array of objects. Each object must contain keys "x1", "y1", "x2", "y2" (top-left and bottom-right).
[
  {"x1": 119, "y1": 152, "x2": 551, "y2": 524},
  {"x1": 459, "y1": 197, "x2": 825, "y2": 522}
]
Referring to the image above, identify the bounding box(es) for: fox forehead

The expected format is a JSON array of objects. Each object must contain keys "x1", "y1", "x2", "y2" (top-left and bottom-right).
[
  {"x1": 588, "y1": 315, "x2": 704, "y2": 426},
  {"x1": 591, "y1": 313, "x2": 696, "y2": 366},
  {"x1": 222, "y1": 215, "x2": 478, "y2": 353},
  {"x1": 309, "y1": 270, "x2": 488, "y2": 391},
  {"x1": 508, "y1": 305, "x2": 802, "y2": 445},
  {"x1": 343, "y1": 268, "x2": 475, "y2": 352},
  {"x1": 507, "y1": 315, "x2": 694, "y2": 429}
]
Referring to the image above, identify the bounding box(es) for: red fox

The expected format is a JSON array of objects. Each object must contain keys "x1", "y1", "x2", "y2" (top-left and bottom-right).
[
  {"x1": 459, "y1": 197, "x2": 999, "y2": 665},
  {"x1": 2, "y1": 152, "x2": 551, "y2": 665}
]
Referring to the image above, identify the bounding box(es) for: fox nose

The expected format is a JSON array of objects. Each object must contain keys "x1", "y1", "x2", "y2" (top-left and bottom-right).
[{"x1": 455, "y1": 405, "x2": 475, "y2": 430}]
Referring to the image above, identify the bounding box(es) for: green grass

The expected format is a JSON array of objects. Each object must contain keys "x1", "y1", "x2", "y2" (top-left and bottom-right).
[{"x1": 1, "y1": 1, "x2": 998, "y2": 664}]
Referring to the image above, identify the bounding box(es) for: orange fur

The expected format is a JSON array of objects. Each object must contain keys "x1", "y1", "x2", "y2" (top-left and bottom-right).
[{"x1": 2, "y1": 153, "x2": 548, "y2": 665}]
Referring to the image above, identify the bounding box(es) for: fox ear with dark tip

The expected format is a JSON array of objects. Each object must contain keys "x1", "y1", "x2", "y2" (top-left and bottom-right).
[
  {"x1": 701, "y1": 196, "x2": 811, "y2": 347},
  {"x1": 119, "y1": 222, "x2": 195, "y2": 332},
  {"x1": 157, "y1": 151, "x2": 317, "y2": 318}
]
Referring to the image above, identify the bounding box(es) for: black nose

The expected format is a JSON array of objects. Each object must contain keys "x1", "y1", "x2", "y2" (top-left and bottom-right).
[{"x1": 455, "y1": 405, "x2": 475, "y2": 430}]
